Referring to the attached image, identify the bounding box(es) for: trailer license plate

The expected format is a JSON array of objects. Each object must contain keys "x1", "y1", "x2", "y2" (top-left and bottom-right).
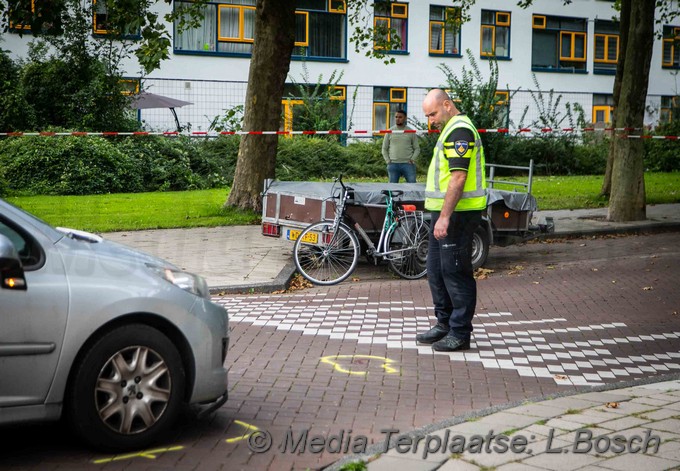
[{"x1": 287, "y1": 229, "x2": 318, "y2": 244}]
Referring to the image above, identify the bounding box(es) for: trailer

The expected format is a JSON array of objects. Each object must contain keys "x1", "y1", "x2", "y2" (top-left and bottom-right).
[{"x1": 261, "y1": 161, "x2": 553, "y2": 270}]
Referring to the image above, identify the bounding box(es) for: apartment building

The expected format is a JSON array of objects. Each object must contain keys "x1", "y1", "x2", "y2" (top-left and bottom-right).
[{"x1": 5, "y1": 0, "x2": 680, "y2": 132}]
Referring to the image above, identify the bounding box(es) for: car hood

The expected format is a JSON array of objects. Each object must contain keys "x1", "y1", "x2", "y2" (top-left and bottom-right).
[{"x1": 56, "y1": 227, "x2": 181, "y2": 271}]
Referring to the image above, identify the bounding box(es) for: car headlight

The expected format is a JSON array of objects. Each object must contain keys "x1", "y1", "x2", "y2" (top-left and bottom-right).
[{"x1": 147, "y1": 265, "x2": 210, "y2": 299}]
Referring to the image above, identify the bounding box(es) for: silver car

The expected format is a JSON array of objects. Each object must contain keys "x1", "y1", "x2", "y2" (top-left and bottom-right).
[{"x1": 0, "y1": 199, "x2": 229, "y2": 451}]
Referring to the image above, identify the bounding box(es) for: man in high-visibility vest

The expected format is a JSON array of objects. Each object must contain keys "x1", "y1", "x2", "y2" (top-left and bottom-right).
[{"x1": 416, "y1": 89, "x2": 487, "y2": 352}]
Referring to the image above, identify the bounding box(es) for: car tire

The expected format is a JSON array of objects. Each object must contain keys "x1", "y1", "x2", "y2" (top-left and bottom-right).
[
  {"x1": 66, "y1": 324, "x2": 186, "y2": 451},
  {"x1": 471, "y1": 224, "x2": 490, "y2": 271}
]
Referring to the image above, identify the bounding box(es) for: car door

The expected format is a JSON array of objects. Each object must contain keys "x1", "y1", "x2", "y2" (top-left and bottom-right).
[{"x1": 0, "y1": 216, "x2": 69, "y2": 406}]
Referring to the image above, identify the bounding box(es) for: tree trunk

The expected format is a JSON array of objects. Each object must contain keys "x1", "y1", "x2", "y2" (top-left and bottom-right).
[
  {"x1": 226, "y1": 0, "x2": 296, "y2": 212},
  {"x1": 601, "y1": 0, "x2": 631, "y2": 197},
  {"x1": 607, "y1": 0, "x2": 655, "y2": 222}
]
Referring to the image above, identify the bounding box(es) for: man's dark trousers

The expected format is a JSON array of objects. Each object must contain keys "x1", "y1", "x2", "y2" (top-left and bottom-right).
[{"x1": 426, "y1": 210, "x2": 482, "y2": 340}]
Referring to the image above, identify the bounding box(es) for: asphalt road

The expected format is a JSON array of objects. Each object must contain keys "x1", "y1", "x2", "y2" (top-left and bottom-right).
[{"x1": 1, "y1": 232, "x2": 679, "y2": 471}]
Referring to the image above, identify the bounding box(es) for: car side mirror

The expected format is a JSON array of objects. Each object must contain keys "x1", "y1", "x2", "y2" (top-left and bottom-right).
[{"x1": 0, "y1": 233, "x2": 27, "y2": 290}]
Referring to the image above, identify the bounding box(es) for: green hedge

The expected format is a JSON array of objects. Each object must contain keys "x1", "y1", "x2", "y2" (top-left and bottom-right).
[
  {"x1": 644, "y1": 121, "x2": 680, "y2": 172},
  {"x1": 0, "y1": 136, "x2": 141, "y2": 195},
  {"x1": 0, "y1": 133, "x2": 675, "y2": 197}
]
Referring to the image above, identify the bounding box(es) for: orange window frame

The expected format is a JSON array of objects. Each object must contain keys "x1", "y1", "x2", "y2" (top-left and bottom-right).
[
  {"x1": 391, "y1": 3, "x2": 407, "y2": 18},
  {"x1": 390, "y1": 88, "x2": 406, "y2": 103},
  {"x1": 294, "y1": 11, "x2": 309, "y2": 47},
  {"x1": 496, "y1": 12, "x2": 510, "y2": 27},
  {"x1": 374, "y1": 16, "x2": 390, "y2": 49},
  {"x1": 218, "y1": 5, "x2": 255, "y2": 43},
  {"x1": 373, "y1": 103, "x2": 390, "y2": 131},
  {"x1": 592, "y1": 105, "x2": 612, "y2": 124},
  {"x1": 93, "y1": 0, "x2": 111, "y2": 35},
  {"x1": 480, "y1": 24, "x2": 495, "y2": 56},
  {"x1": 328, "y1": 85, "x2": 346, "y2": 101},
  {"x1": 594, "y1": 34, "x2": 619, "y2": 63},
  {"x1": 663, "y1": 38, "x2": 676, "y2": 67},
  {"x1": 120, "y1": 79, "x2": 140, "y2": 96},
  {"x1": 495, "y1": 91, "x2": 509, "y2": 106},
  {"x1": 532, "y1": 15, "x2": 546, "y2": 29},
  {"x1": 560, "y1": 31, "x2": 586, "y2": 61},
  {"x1": 282, "y1": 99, "x2": 304, "y2": 133},
  {"x1": 429, "y1": 20, "x2": 445, "y2": 54},
  {"x1": 329, "y1": 0, "x2": 346, "y2": 13},
  {"x1": 10, "y1": 0, "x2": 35, "y2": 30}
]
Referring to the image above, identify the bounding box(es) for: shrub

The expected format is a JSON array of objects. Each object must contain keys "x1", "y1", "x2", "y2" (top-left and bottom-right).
[
  {"x1": 571, "y1": 134, "x2": 609, "y2": 175},
  {"x1": 343, "y1": 140, "x2": 386, "y2": 178},
  {"x1": 645, "y1": 121, "x2": 680, "y2": 172},
  {"x1": 0, "y1": 171, "x2": 8, "y2": 197},
  {"x1": 0, "y1": 136, "x2": 142, "y2": 195},
  {"x1": 275, "y1": 137, "x2": 346, "y2": 180},
  {"x1": 491, "y1": 135, "x2": 579, "y2": 175},
  {"x1": 196, "y1": 136, "x2": 241, "y2": 185},
  {"x1": 116, "y1": 136, "x2": 203, "y2": 191}
]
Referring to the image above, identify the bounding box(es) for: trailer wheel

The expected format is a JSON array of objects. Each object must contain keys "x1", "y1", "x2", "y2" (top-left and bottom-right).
[{"x1": 471, "y1": 225, "x2": 489, "y2": 270}]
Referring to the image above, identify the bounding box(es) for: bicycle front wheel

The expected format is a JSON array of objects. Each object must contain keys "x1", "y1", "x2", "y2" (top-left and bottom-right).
[
  {"x1": 293, "y1": 221, "x2": 360, "y2": 285},
  {"x1": 386, "y1": 221, "x2": 429, "y2": 279}
]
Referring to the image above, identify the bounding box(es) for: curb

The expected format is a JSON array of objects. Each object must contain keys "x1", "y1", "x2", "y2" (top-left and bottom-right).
[
  {"x1": 534, "y1": 222, "x2": 680, "y2": 240},
  {"x1": 322, "y1": 372, "x2": 680, "y2": 471},
  {"x1": 209, "y1": 260, "x2": 298, "y2": 295}
]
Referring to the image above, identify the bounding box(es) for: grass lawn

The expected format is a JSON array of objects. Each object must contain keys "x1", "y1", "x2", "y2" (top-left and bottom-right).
[
  {"x1": 6, "y1": 189, "x2": 260, "y2": 233},
  {"x1": 5, "y1": 172, "x2": 679, "y2": 233},
  {"x1": 501, "y1": 173, "x2": 680, "y2": 210}
]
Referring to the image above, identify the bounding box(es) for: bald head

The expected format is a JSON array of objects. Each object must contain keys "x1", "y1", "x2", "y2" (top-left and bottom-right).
[{"x1": 422, "y1": 88, "x2": 458, "y2": 130}]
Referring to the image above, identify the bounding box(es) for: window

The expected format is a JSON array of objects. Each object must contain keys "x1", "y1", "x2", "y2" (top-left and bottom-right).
[
  {"x1": 480, "y1": 10, "x2": 510, "y2": 59},
  {"x1": 175, "y1": 1, "x2": 346, "y2": 60},
  {"x1": 217, "y1": 4, "x2": 255, "y2": 43},
  {"x1": 120, "y1": 78, "x2": 140, "y2": 96},
  {"x1": 592, "y1": 94, "x2": 614, "y2": 125},
  {"x1": 660, "y1": 96, "x2": 679, "y2": 123},
  {"x1": 429, "y1": 5, "x2": 460, "y2": 56},
  {"x1": 0, "y1": 218, "x2": 42, "y2": 270},
  {"x1": 294, "y1": 11, "x2": 309, "y2": 46},
  {"x1": 374, "y1": 1, "x2": 408, "y2": 52},
  {"x1": 494, "y1": 91, "x2": 510, "y2": 127},
  {"x1": 531, "y1": 14, "x2": 587, "y2": 72},
  {"x1": 329, "y1": 0, "x2": 346, "y2": 13},
  {"x1": 293, "y1": 2, "x2": 346, "y2": 59},
  {"x1": 594, "y1": 20, "x2": 619, "y2": 74},
  {"x1": 93, "y1": 0, "x2": 139, "y2": 37},
  {"x1": 9, "y1": 0, "x2": 61, "y2": 33},
  {"x1": 662, "y1": 25, "x2": 680, "y2": 69},
  {"x1": 9, "y1": 0, "x2": 34, "y2": 31},
  {"x1": 373, "y1": 86, "x2": 407, "y2": 130}
]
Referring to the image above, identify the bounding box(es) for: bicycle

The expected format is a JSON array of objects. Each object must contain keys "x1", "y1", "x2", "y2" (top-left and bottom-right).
[{"x1": 293, "y1": 175, "x2": 429, "y2": 285}]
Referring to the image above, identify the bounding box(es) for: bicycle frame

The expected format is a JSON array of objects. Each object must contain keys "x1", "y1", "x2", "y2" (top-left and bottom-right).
[
  {"x1": 293, "y1": 175, "x2": 429, "y2": 285},
  {"x1": 334, "y1": 176, "x2": 425, "y2": 263}
]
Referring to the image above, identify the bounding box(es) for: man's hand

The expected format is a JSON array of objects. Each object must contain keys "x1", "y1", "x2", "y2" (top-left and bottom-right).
[{"x1": 434, "y1": 214, "x2": 450, "y2": 240}]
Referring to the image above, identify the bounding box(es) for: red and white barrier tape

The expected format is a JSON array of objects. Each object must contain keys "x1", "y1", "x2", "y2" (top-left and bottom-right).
[{"x1": 1, "y1": 127, "x2": 678, "y2": 139}]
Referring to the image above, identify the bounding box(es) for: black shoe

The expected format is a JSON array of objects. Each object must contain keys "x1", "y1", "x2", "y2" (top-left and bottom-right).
[
  {"x1": 432, "y1": 335, "x2": 471, "y2": 352},
  {"x1": 415, "y1": 323, "x2": 449, "y2": 344}
]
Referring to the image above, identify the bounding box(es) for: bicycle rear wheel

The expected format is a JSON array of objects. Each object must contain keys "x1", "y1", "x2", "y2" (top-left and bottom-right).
[
  {"x1": 386, "y1": 220, "x2": 429, "y2": 279},
  {"x1": 293, "y1": 221, "x2": 360, "y2": 285}
]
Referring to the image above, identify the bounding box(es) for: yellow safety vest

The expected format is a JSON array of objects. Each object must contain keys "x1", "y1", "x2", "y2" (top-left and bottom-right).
[{"x1": 425, "y1": 114, "x2": 487, "y2": 212}]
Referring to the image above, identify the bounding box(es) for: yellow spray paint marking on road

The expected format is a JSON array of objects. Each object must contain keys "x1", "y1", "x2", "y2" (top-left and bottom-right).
[
  {"x1": 92, "y1": 445, "x2": 184, "y2": 464},
  {"x1": 320, "y1": 354, "x2": 399, "y2": 376},
  {"x1": 225, "y1": 420, "x2": 259, "y2": 443}
]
